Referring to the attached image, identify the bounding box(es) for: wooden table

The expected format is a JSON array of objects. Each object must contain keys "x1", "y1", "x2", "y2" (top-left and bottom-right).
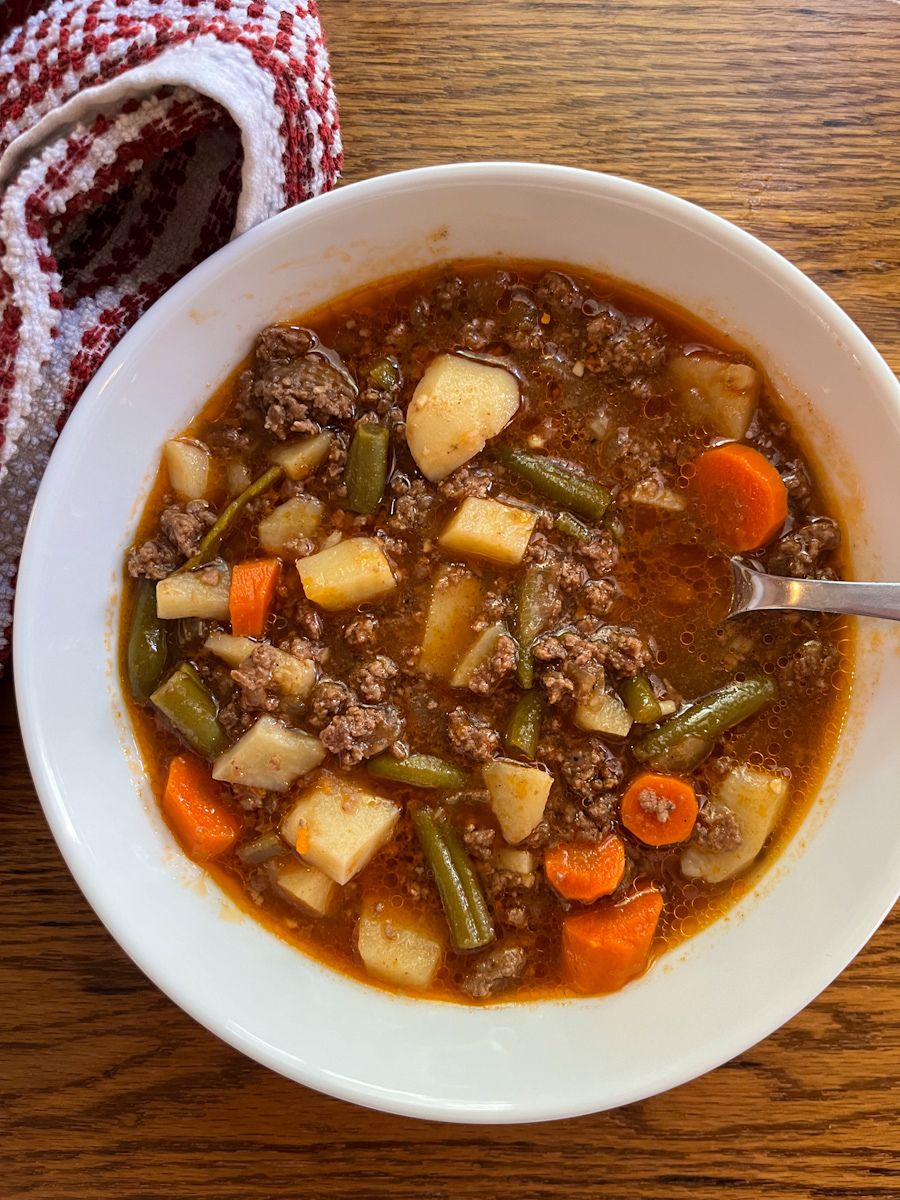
[{"x1": 3, "y1": 1, "x2": 899, "y2": 1195}]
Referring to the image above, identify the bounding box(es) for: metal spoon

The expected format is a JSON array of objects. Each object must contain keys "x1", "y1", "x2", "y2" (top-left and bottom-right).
[{"x1": 729, "y1": 558, "x2": 900, "y2": 622}]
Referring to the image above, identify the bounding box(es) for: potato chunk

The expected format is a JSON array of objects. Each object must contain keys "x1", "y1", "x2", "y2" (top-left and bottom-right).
[
  {"x1": 281, "y1": 773, "x2": 400, "y2": 885},
  {"x1": 165, "y1": 439, "x2": 210, "y2": 500},
  {"x1": 668, "y1": 352, "x2": 761, "y2": 440},
  {"x1": 449, "y1": 622, "x2": 506, "y2": 688},
  {"x1": 357, "y1": 903, "x2": 443, "y2": 989},
  {"x1": 419, "y1": 569, "x2": 485, "y2": 678},
  {"x1": 439, "y1": 497, "x2": 537, "y2": 566},
  {"x1": 296, "y1": 537, "x2": 396, "y2": 610},
  {"x1": 212, "y1": 716, "x2": 325, "y2": 791},
  {"x1": 406, "y1": 352, "x2": 519, "y2": 481},
  {"x1": 574, "y1": 689, "x2": 633, "y2": 737},
  {"x1": 270, "y1": 861, "x2": 337, "y2": 917},
  {"x1": 681, "y1": 764, "x2": 789, "y2": 883},
  {"x1": 258, "y1": 496, "x2": 323, "y2": 555},
  {"x1": 204, "y1": 634, "x2": 317, "y2": 699},
  {"x1": 269, "y1": 431, "x2": 333, "y2": 480},
  {"x1": 156, "y1": 566, "x2": 231, "y2": 620},
  {"x1": 483, "y1": 759, "x2": 553, "y2": 844}
]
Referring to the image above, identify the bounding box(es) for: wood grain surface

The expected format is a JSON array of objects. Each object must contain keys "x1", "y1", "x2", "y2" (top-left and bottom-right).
[{"x1": 3, "y1": 1, "x2": 899, "y2": 1196}]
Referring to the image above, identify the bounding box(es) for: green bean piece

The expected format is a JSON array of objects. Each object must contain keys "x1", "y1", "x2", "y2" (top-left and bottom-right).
[
  {"x1": 632, "y1": 676, "x2": 779, "y2": 763},
  {"x1": 506, "y1": 690, "x2": 544, "y2": 759},
  {"x1": 495, "y1": 444, "x2": 612, "y2": 522},
  {"x1": 126, "y1": 579, "x2": 169, "y2": 703},
  {"x1": 368, "y1": 356, "x2": 401, "y2": 391},
  {"x1": 514, "y1": 565, "x2": 557, "y2": 688},
  {"x1": 179, "y1": 464, "x2": 284, "y2": 572},
  {"x1": 237, "y1": 831, "x2": 284, "y2": 865},
  {"x1": 646, "y1": 734, "x2": 714, "y2": 774},
  {"x1": 603, "y1": 511, "x2": 625, "y2": 543},
  {"x1": 412, "y1": 808, "x2": 494, "y2": 952},
  {"x1": 435, "y1": 811, "x2": 495, "y2": 948},
  {"x1": 367, "y1": 752, "x2": 466, "y2": 789},
  {"x1": 150, "y1": 662, "x2": 228, "y2": 759},
  {"x1": 620, "y1": 673, "x2": 663, "y2": 725},
  {"x1": 553, "y1": 510, "x2": 591, "y2": 541},
  {"x1": 344, "y1": 422, "x2": 390, "y2": 515}
]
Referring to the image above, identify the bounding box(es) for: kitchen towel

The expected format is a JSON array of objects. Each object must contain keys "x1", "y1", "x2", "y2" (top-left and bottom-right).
[{"x1": 0, "y1": 0, "x2": 341, "y2": 668}]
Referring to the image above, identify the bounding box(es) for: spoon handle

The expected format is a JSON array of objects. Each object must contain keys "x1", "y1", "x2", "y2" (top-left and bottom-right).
[{"x1": 730, "y1": 559, "x2": 900, "y2": 622}]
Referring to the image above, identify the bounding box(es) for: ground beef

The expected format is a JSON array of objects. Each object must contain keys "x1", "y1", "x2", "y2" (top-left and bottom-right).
[
  {"x1": 318, "y1": 703, "x2": 404, "y2": 766},
  {"x1": 386, "y1": 475, "x2": 436, "y2": 536},
  {"x1": 466, "y1": 634, "x2": 518, "y2": 695},
  {"x1": 460, "y1": 944, "x2": 527, "y2": 999},
  {"x1": 780, "y1": 638, "x2": 839, "y2": 695},
  {"x1": 159, "y1": 500, "x2": 217, "y2": 559},
  {"x1": 344, "y1": 615, "x2": 378, "y2": 647},
  {"x1": 638, "y1": 788, "x2": 676, "y2": 823},
  {"x1": 230, "y1": 644, "x2": 281, "y2": 713},
  {"x1": 253, "y1": 332, "x2": 358, "y2": 438},
  {"x1": 766, "y1": 518, "x2": 840, "y2": 579},
  {"x1": 307, "y1": 679, "x2": 355, "y2": 727},
  {"x1": 694, "y1": 803, "x2": 743, "y2": 853},
  {"x1": 256, "y1": 324, "x2": 315, "y2": 364},
  {"x1": 218, "y1": 699, "x2": 256, "y2": 738},
  {"x1": 576, "y1": 531, "x2": 619, "y2": 576},
  {"x1": 556, "y1": 737, "x2": 624, "y2": 801},
  {"x1": 351, "y1": 656, "x2": 399, "y2": 703},
  {"x1": 582, "y1": 579, "x2": 617, "y2": 616},
  {"x1": 281, "y1": 634, "x2": 326, "y2": 664},
  {"x1": 532, "y1": 630, "x2": 607, "y2": 704},
  {"x1": 583, "y1": 619, "x2": 650, "y2": 676},
  {"x1": 462, "y1": 824, "x2": 496, "y2": 860},
  {"x1": 585, "y1": 314, "x2": 667, "y2": 380},
  {"x1": 780, "y1": 459, "x2": 813, "y2": 509},
  {"x1": 127, "y1": 537, "x2": 179, "y2": 580},
  {"x1": 438, "y1": 465, "x2": 495, "y2": 502},
  {"x1": 447, "y1": 707, "x2": 501, "y2": 762}
]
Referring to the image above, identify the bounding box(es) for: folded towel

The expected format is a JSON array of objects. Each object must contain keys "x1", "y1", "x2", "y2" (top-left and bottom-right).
[{"x1": 0, "y1": 0, "x2": 341, "y2": 669}]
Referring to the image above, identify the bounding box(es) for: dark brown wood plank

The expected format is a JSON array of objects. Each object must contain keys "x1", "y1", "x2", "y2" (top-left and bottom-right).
[{"x1": 3, "y1": 1, "x2": 899, "y2": 1195}]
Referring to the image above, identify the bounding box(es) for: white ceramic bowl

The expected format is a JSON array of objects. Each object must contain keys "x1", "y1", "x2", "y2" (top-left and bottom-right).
[{"x1": 15, "y1": 164, "x2": 900, "y2": 1123}]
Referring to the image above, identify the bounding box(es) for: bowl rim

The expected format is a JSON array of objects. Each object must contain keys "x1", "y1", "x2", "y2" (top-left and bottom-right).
[{"x1": 14, "y1": 161, "x2": 900, "y2": 1122}]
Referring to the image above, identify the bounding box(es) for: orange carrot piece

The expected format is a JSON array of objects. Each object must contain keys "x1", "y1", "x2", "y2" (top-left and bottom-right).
[
  {"x1": 689, "y1": 442, "x2": 788, "y2": 552},
  {"x1": 620, "y1": 771, "x2": 698, "y2": 847},
  {"x1": 563, "y1": 887, "x2": 664, "y2": 993},
  {"x1": 162, "y1": 754, "x2": 242, "y2": 860},
  {"x1": 295, "y1": 826, "x2": 310, "y2": 855},
  {"x1": 544, "y1": 836, "x2": 626, "y2": 903},
  {"x1": 229, "y1": 558, "x2": 282, "y2": 636}
]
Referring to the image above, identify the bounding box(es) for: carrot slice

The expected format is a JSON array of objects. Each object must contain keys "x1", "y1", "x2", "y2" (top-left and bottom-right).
[
  {"x1": 544, "y1": 836, "x2": 626, "y2": 903},
  {"x1": 620, "y1": 771, "x2": 698, "y2": 846},
  {"x1": 562, "y1": 887, "x2": 664, "y2": 993},
  {"x1": 162, "y1": 754, "x2": 242, "y2": 860},
  {"x1": 689, "y1": 442, "x2": 788, "y2": 552},
  {"x1": 229, "y1": 558, "x2": 282, "y2": 637}
]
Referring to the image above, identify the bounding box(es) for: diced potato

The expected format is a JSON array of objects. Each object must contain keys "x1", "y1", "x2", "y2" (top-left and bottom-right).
[
  {"x1": 156, "y1": 565, "x2": 231, "y2": 620},
  {"x1": 258, "y1": 495, "x2": 323, "y2": 555},
  {"x1": 296, "y1": 537, "x2": 396, "y2": 610},
  {"x1": 203, "y1": 631, "x2": 257, "y2": 667},
  {"x1": 574, "y1": 689, "x2": 633, "y2": 737},
  {"x1": 225, "y1": 459, "x2": 251, "y2": 498},
  {"x1": 205, "y1": 635, "x2": 315, "y2": 699},
  {"x1": 449, "y1": 622, "x2": 505, "y2": 688},
  {"x1": 212, "y1": 716, "x2": 325, "y2": 792},
  {"x1": 681, "y1": 764, "x2": 789, "y2": 883},
  {"x1": 406, "y1": 352, "x2": 520, "y2": 481},
  {"x1": 419, "y1": 569, "x2": 485, "y2": 678},
  {"x1": 281, "y1": 773, "x2": 400, "y2": 885},
  {"x1": 270, "y1": 860, "x2": 337, "y2": 917},
  {"x1": 357, "y1": 903, "x2": 443, "y2": 989},
  {"x1": 269, "y1": 431, "x2": 334, "y2": 480},
  {"x1": 439, "y1": 497, "x2": 537, "y2": 566},
  {"x1": 495, "y1": 848, "x2": 536, "y2": 875},
  {"x1": 668, "y1": 352, "x2": 761, "y2": 440},
  {"x1": 627, "y1": 474, "x2": 687, "y2": 513},
  {"x1": 165, "y1": 439, "x2": 210, "y2": 500},
  {"x1": 483, "y1": 759, "x2": 553, "y2": 845}
]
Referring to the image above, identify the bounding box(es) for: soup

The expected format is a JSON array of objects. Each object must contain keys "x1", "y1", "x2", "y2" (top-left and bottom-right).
[{"x1": 121, "y1": 262, "x2": 851, "y2": 1001}]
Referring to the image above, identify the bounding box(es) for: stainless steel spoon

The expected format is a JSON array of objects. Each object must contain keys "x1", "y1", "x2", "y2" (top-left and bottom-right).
[{"x1": 729, "y1": 558, "x2": 900, "y2": 622}]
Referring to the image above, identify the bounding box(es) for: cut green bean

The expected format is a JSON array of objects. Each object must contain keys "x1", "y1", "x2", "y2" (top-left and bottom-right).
[
  {"x1": 412, "y1": 808, "x2": 494, "y2": 952},
  {"x1": 435, "y1": 811, "x2": 495, "y2": 949},
  {"x1": 150, "y1": 662, "x2": 228, "y2": 758},
  {"x1": 513, "y1": 565, "x2": 557, "y2": 688},
  {"x1": 620, "y1": 673, "x2": 663, "y2": 725},
  {"x1": 367, "y1": 356, "x2": 401, "y2": 391},
  {"x1": 344, "y1": 421, "x2": 390, "y2": 515},
  {"x1": 180, "y1": 464, "x2": 283, "y2": 572},
  {"x1": 126, "y1": 578, "x2": 169, "y2": 703},
  {"x1": 367, "y1": 752, "x2": 466, "y2": 789},
  {"x1": 237, "y1": 831, "x2": 284, "y2": 865},
  {"x1": 506, "y1": 690, "x2": 544, "y2": 759},
  {"x1": 553, "y1": 510, "x2": 591, "y2": 541},
  {"x1": 495, "y1": 444, "x2": 612, "y2": 522},
  {"x1": 647, "y1": 734, "x2": 714, "y2": 774},
  {"x1": 632, "y1": 676, "x2": 779, "y2": 763}
]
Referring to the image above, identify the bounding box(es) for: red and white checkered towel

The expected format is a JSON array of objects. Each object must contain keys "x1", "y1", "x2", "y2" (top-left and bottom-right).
[{"x1": 0, "y1": 0, "x2": 341, "y2": 669}]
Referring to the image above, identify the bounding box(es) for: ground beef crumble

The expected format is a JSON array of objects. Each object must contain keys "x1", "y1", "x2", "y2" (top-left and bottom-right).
[
  {"x1": 466, "y1": 634, "x2": 518, "y2": 695},
  {"x1": 460, "y1": 944, "x2": 527, "y2": 999},
  {"x1": 447, "y1": 708, "x2": 501, "y2": 762}
]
